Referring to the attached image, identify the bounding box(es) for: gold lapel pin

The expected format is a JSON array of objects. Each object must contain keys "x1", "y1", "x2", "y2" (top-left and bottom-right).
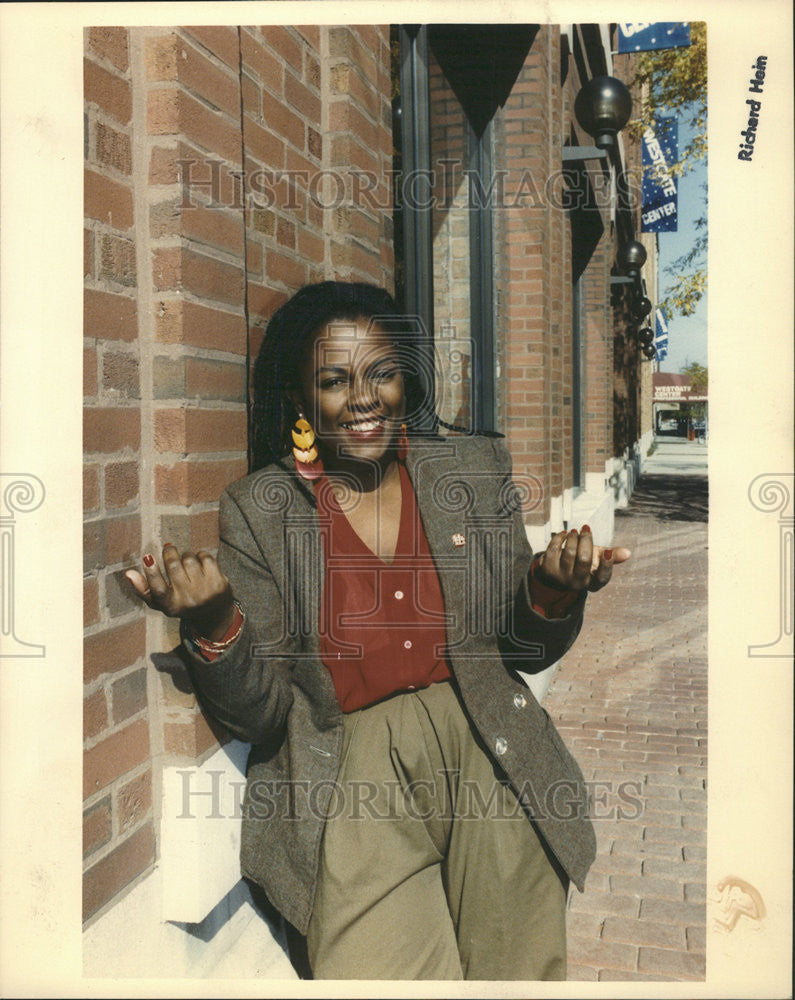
[{"x1": 452, "y1": 533, "x2": 466, "y2": 547}]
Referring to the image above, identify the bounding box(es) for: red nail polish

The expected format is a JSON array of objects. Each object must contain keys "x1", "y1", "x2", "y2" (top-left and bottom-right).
[
  {"x1": 604, "y1": 548, "x2": 613, "y2": 560},
  {"x1": 582, "y1": 524, "x2": 591, "y2": 533},
  {"x1": 143, "y1": 554, "x2": 155, "y2": 567}
]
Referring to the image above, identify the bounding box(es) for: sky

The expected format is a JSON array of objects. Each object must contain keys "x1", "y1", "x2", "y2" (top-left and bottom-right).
[{"x1": 652, "y1": 108, "x2": 708, "y2": 373}]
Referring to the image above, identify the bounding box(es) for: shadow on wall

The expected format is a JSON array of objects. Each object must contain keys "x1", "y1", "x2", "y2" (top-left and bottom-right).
[{"x1": 615, "y1": 474, "x2": 708, "y2": 523}]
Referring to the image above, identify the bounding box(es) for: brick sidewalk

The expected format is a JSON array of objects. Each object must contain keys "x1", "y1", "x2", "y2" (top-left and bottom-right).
[{"x1": 545, "y1": 474, "x2": 708, "y2": 982}]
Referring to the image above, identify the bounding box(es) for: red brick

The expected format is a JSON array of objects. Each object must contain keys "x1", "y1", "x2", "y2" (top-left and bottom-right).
[
  {"x1": 246, "y1": 282, "x2": 286, "y2": 325},
  {"x1": 84, "y1": 169, "x2": 133, "y2": 231},
  {"x1": 189, "y1": 509, "x2": 221, "y2": 551},
  {"x1": 184, "y1": 25, "x2": 241, "y2": 70},
  {"x1": 105, "y1": 514, "x2": 141, "y2": 565},
  {"x1": 117, "y1": 768, "x2": 153, "y2": 832},
  {"x1": 84, "y1": 718, "x2": 150, "y2": 798},
  {"x1": 183, "y1": 247, "x2": 245, "y2": 305},
  {"x1": 163, "y1": 711, "x2": 219, "y2": 758},
  {"x1": 84, "y1": 348, "x2": 98, "y2": 397},
  {"x1": 148, "y1": 88, "x2": 242, "y2": 166},
  {"x1": 84, "y1": 520, "x2": 106, "y2": 572},
  {"x1": 102, "y1": 351, "x2": 139, "y2": 398},
  {"x1": 260, "y1": 88, "x2": 305, "y2": 149},
  {"x1": 154, "y1": 298, "x2": 246, "y2": 353},
  {"x1": 111, "y1": 667, "x2": 148, "y2": 724},
  {"x1": 83, "y1": 465, "x2": 99, "y2": 514},
  {"x1": 95, "y1": 120, "x2": 132, "y2": 175},
  {"x1": 242, "y1": 34, "x2": 283, "y2": 95},
  {"x1": 87, "y1": 27, "x2": 130, "y2": 73},
  {"x1": 241, "y1": 73, "x2": 260, "y2": 115},
  {"x1": 243, "y1": 118, "x2": 284, "y2": 168},
  {"x1": 84, "y1": 618, "x2": 145, "y2": 684},
  {"x1": 295, "y1": 25, "x2": 320, "y2": 50},
  {"x1": 82, "y1": 821, "x2": 155, "y2": 921},
  {"x1": 328, "y1": 27, "x2": 377, "y2": 83},
  {"x1": 155, "y1": 408, "x2": 247, "y2": 454},
  {"x1": 84, "y1": 57, "x2": 132, "y2": 125},
  {"x1": 298, "y1": 229, "x2": 324, "y2": 265},
  {"x1": 83, "y1": 796, "x2": 112, "y2": 858},
  {"x1": 84, "y1": 228, "x2": 95, "y2": 278},
  {"x1": 155, "y1": 459, "x2": 247, "y2": 505},
  {"x1": 147, "y1": 34, "x2": 239, "y2": 118},
  {"x1": 84, "y1": 576, "x2": 100, "y2": 627},
  {"x1": 637, "y1": 947, "x2": 705, "y2": 980},
  {"x1": 105, "y1": 461, "x2": 139, "y2": 509},
  {"x1": 153, "y1": 246, "x2": 244, "y2": 307},
  {"x1": 284, "y1": 70, "x2": 321, "y2": 121},
  {"x1": 149, "y1": 140, "x2": 241, "y2": 197},
  {"x1": 182, "y1": 203, "x2": 244, "y2": 255},
  {"x1": 84, "y1": 689, "x2": 108, "y2": 741},
  {"x1": 330, "y1": 62, "x2": 380, "y2": 122},
  {"x1": 98, "y1": 233, "x2": 137, "y2": 287},
  {"x1": 265, "y1": 248, "x2": 307, "y2": 288},
  {"x1": 260, "y1": 25, "x2": 302, "y2": 71},
  {"x1": 84, "y1": 407, "x2": 140, "y2": 454},
  {"x1": 84, "y1": 288, "x2": 137, "y2": 342}
]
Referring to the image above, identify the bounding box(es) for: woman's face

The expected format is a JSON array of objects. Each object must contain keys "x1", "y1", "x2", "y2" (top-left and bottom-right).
[{"x1": 296, "y1": 316, "x2": 406, "y2": 466}]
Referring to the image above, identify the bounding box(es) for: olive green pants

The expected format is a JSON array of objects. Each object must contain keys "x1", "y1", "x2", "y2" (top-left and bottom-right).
[{"x1": 306, "y1": 680, "x2": 568, "y2": 980}]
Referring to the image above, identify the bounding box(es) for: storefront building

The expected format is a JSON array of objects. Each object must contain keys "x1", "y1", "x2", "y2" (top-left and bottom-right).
[{"x1": 83, "y1": 21, "x2": 655, "y2": 973}]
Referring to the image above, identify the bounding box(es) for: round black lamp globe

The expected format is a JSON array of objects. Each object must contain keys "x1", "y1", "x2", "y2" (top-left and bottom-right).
[
  {"x1": 634, "y1": 295, "x2": 652, "y2": 320},
  {"x1": 574, "y1": 76, "x2": 633, "y2": 149},
  {"x1": 637, "y1": 326, "x2": 654, "y2": 346},
  {"x1": 618, "y1": 239, "x2": 647, "y2": 277}
]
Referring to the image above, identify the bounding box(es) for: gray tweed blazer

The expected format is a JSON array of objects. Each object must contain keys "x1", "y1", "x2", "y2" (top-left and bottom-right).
[{"x1": 182, "y1": 435, "x2": 596, "y2": 935}]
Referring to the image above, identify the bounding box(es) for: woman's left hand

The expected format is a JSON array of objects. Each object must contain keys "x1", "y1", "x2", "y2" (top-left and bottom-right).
[{"x1": 535, "y1": 527, "x2": 631, "y2": 593}]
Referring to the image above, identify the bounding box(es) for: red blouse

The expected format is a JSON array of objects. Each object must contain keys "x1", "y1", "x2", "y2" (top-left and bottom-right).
[{"x1": 313, "y1": 462, "x2": 452, "y2": 713}]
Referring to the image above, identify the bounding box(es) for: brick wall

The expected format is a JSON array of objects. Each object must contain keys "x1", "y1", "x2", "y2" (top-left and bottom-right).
[
  {"x1": 494, "y1": 28, "x2": 645, "y2": 526},
  {"x1": 83, "y1": 25, "x2": 155, "y2": 921},
  {"x1": 83, "y1": 22, "x2": 393, "y2": 925},
  {"x1": 428, "y1": 51, "x2": 472, "y2": 428},
  {"x1": 496, "y1": 26, "x2": 581, "y2": 527}
]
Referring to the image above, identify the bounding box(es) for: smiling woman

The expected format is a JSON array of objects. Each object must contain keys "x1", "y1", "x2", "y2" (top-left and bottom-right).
[{"x1": 125, "y1": 280, "x2": 629, "y2": 981}]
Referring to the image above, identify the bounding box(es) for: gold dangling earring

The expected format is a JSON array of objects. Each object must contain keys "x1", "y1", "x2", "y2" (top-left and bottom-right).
[
  {"x1": 292, "y1": 414, "x2": 322, "y2": 480},
  {"x1": 397, "y1": 421, "x2": 408, "y2": 461}
]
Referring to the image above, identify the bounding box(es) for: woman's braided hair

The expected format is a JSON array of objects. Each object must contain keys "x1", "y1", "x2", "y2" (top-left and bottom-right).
[{"x1": 250, "y1": 281, "x2": 438, "y2": 472}]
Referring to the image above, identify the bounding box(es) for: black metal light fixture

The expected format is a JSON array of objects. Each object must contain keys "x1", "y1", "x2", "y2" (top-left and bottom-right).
[
  {"x1": 564, "y1": 74, "x2": 633, "y2": 162},
  {"x1": 633, "y1": 295, "x2": 652, "y2": 320},
  {"x1": 617, "y1": 239, "x2": 647, "y2": 280},
  {"x1": 573, "y1": 76, "x2": 633, "y2": 150},
  {"x1": 642, "y1": 343, "x2": 657, "y2": 360},
  {"x1": 637, "y1": 326, "x2": 654, "y2": 346}
]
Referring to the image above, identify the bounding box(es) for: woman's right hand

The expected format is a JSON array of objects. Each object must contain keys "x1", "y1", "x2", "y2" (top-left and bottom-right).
[{"x1": 125, "y1": 543, "x2": 237, "y2": 641}]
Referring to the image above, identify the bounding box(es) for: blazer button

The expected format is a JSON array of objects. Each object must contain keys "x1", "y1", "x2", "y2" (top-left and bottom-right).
[
  {"x1": 495, "y1": 737, "x2": 508, "y2": 756},
  {"x1": 513, "y1": 693, "x2": 527, "y2": 709}
]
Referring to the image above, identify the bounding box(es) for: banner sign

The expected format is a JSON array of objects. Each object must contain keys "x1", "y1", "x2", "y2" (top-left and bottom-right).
[
  {"x1": 654, "y1": 307, "x2": 669, "y2": 361},
  {"x1": 617, "y1": 23, "x2": 691, "y2": 53},
  {"x1": 641, "y1": 117, "x2": 678, "y2": 232}
]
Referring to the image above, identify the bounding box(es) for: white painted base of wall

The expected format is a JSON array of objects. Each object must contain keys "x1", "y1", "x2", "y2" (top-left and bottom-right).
[
  {"x1": 523, "y1": 437, "x2": 651, "y2": 692},
  {"x1": 82, "y1": 867, "x2": 297, "y2": 979}
]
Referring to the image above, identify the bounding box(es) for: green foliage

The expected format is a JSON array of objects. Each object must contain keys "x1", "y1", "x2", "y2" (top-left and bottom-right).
[
  {"x1": 630, "y1": 21, "x2": 707, "y2": 178},
  {"x1": 630, "y1": 23, "x2": 708, "y2": 319},
  {"x1": 679, "y1": 361, "x2": 708, "y2": 419},
  {"x1": 660, "y1": 265, "x2": 707, "y2": 318}
]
